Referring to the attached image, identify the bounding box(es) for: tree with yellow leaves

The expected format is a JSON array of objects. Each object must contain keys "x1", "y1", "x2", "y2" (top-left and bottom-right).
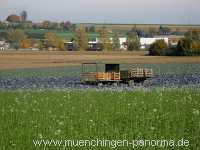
[
  {"x1": 75, "y1": 25, "x2": 88, "y2": 51},
  {"x1": 44, "y1": 32, "x2": 65, "y2": 51}
]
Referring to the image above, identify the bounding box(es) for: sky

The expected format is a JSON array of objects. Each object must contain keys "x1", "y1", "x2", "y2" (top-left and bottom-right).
[{"x1": 0, "y1": 0, "x2": 200, "y2": 24}]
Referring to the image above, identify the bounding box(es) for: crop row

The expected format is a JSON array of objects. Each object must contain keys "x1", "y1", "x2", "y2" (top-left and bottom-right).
[{"x1": 0, "y1": 74, "x2": 200, "y2": 90}]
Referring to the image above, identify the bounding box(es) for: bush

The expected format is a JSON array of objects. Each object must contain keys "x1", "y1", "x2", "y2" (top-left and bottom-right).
[
  {"x1": 149, "y1": 40, "x2": 168, "y2": 55},
  {"x1": 177, "y1": 38, "x2": 200, "y2": 56}
]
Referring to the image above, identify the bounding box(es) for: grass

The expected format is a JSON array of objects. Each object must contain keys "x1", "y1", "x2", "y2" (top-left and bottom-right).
[{"x1": 0, "y1": 88, "x2": 200, "y2": 149}]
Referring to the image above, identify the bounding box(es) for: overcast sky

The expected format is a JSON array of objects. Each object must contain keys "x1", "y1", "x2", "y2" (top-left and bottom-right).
[{"x1": 0, "y1": 0, "x2": 200, "y2": 24}]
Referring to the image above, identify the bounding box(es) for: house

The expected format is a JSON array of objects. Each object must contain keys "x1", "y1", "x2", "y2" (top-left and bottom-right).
[
  {"x1": 88, "y1": 37, "x2": 127, "y2": 50},
  {"x1": 0, "y1": 41, "x2": 10, "y2": 51},
  {"x1": 64, "y1": 41, "x2": 77, "y2": 51},
  {"x1": 88, "y1": 38, "x2": 102, "y2": 51},
  {"x1": 119, "y1": 37, "x2": 128, "y2": 50}
]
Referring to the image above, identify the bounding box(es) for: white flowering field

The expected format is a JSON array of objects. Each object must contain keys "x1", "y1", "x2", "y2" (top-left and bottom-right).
[{"x1": 0, "y1": 88, "x2": 200, "y2": 149}]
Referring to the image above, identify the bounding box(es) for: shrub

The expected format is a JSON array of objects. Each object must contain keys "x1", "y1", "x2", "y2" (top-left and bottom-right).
[
  {"x1": 177, "y1": 36, "x2": 200, "y2": 56},
  {"x1": 149, "y1": 40, "x2": 168, "y2": 55}
]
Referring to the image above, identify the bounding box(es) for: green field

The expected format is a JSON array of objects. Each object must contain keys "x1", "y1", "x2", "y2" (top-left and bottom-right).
[
  {"x1": 0, "y1": 88, "x2": 200, "y2": 149},
  {"x1": 0, "y1": 29, "x2": 103, "y2": 40}
]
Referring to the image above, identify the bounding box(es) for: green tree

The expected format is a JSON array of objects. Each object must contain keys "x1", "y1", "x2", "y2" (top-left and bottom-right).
[
  {"x1": 177, "y1": 31, "x2": 200, "y2": 56},
  {"x1": 7, "y1": 29, "x2": 26, "y2": 49},
  {"x1": 99, "y1": 26, "x2": 112, "y2": 51},
  {"x1": 75, "y1": 25, "x2": 88, "y2": 51},
  {"x1": 38, "y1": 40, "x2": 45, "y2": 50},
  {"x1": 113, "y1": 33, "x2": 120, "y2": 50},
  {"x1": 149, "y1": 39, "x2": 168, "y2": 55},
  {"x1": 127, "y1": 31, "x2": 140, "y2": 51},
  {"x1": 0, "y1": 21, "x2": 7, "y2": 29}
]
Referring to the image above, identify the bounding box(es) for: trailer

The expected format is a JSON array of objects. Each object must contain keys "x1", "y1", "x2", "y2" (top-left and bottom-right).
[
  {"x1": 120, "y1": 68, "x2": 153, "y2": 85},
  {"x1": 81, "y1": 63, "x2": 153, "y2": 85}
]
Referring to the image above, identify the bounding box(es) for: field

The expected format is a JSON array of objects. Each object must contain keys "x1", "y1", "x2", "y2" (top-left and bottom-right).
[
  {"x1": 82, "y1": 23, "x2": 200, "y2": 33},
  {"x1": 1, "y1": 51, "x2": 200, "y2": 70},
  {"x1": 0, "y1": 89, "x2": 200, "y2": 149},
  {"x1": 0, "y1": 51, "x2": 200, "y2": 149}
]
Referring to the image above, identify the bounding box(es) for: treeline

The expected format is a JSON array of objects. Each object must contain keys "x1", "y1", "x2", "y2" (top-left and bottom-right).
[
  {"x1": 0, "y1": 11, "x2": 186, "y2": 36},
  {"x1": 149, "y1": 31, "x2": 200, "y2": 56},
  {"x1": 0, "y1": 26, "x2": 141, "y2": 51},
  {"x1": 0, "y1": 12, "x2": 96, "y2": 33}
]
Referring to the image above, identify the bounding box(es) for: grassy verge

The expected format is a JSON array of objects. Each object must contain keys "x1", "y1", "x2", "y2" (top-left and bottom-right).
[{"x1": 0, "y1": 88, "x2": 200, "y2": 149}]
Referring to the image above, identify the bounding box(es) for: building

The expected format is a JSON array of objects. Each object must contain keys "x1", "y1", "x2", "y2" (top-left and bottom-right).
[
  {"x1": 64, "y1": 41, "x2": 77, "y2": 51},
  {"x1": 88, "y1": 38, "x2": 102, "y2": 51},
  {"x1": 119, "y1": 37, "x2": 127, "y2": 50},
  {"x1": 0, "y1": 41, "x2": 10, "y2": 51},
  {"x1": 63, "y1": 34, "x2": 183, "y2": 51},
  {"x1": 140, "y1": 37, "x2": 169, "y2": 49}
]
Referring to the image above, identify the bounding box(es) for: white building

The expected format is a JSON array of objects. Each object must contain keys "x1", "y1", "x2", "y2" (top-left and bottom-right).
[
  {"x1": 140, "y1": 37, "x2": 169, "y2": 49},
  {"x1": 0, "y1": 41, "x2": 10, "y2": 51},
  {"x1": 119, "y1": 37, "x2": 127, "y2": 50}
]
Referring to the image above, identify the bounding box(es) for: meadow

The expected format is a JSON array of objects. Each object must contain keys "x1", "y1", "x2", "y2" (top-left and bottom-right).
[{"x1": 0, "y1": 88, "x2": 200, "y2": 150}]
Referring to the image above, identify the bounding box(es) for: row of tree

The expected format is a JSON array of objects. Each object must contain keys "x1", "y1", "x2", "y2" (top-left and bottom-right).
[
  {"x1": 2, "y1": 25, "x2": 141, "y2": 51},
  {"x1": 149, "y1": 31, "x2": 200, "y2": 56}
]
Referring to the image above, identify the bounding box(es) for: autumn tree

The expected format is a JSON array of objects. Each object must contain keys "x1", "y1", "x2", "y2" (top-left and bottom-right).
[
  {"x1": 21, "y1": 39, "x2": 32, "y2": 49},
  {"x1": 99, "y1": 26, "x2": 112, "y2": 51},
  {"x1": 75, "y1": 26, "x2": 88, "y2": 50},
  {"x1": 7, "y1": 29, "x2": 26, "y2": 49},
  {"x1": 44, "y1": 32, "x2": 65, "y2": 51}
]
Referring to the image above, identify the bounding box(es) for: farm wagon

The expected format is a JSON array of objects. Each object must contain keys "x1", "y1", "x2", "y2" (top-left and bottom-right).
[{"x1": 81, "y1": 63, "x2": 153, "y2": 86}]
